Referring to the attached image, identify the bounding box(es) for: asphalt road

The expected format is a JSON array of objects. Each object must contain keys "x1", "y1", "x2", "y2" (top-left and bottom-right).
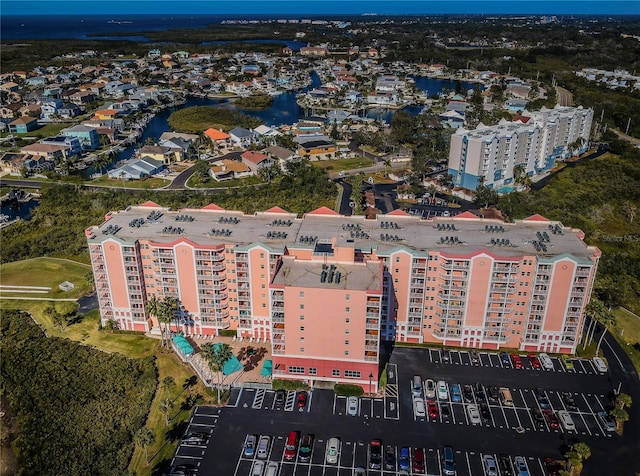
[
  {"x1": 168, "y1": 332, "x2": 640, "y2": 476},
  {"x1": 555, "y1": 86, "x2": 573, "y2": 107},
  {"x1": 167, "y1": 151, "x2": 243, "y2": 189}
]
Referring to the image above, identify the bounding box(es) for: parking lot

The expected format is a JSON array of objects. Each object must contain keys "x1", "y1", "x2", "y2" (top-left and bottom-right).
[{"x1": 169, "y1": 337, "x2": 639, "y2": 476}]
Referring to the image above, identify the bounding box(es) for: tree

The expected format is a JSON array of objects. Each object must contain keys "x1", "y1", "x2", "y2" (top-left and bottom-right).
[
  {"x1": 594, "y1": 306, "x2": 616, "y2": 355},
  {"x1": 582, "y1": 298, "x2": 607, "y2": 349},
  {"x1": 474, "y1": 177, "x2": 499, "y2": 209},
  {"x1": 193, "y1": 159, "x2": 210, "y2": 182},
  {"x1": 162, "y1": 376, "x2": 175, "y2": 396},
  {"x1": 145, "y1": 295, "x2": 164, "y2": 346},
  {"x1": 572, "y1": 442, "x2": 591, "y2": 462},
  {"x1": 611, "y1": 407, "x2": 629, "y2": 431},
  {"x1": 134, "y1": 427, "x2": 155, "y2": 464},
  {"x1": 616, "y1": 393, "x2": 632, "y2": 410},
  {"x1": 201, "y1": 342, "x2": 233, "y2": 403},
  {"x1": 159, "y1": 397, "x2": 174, "y2": 426}
]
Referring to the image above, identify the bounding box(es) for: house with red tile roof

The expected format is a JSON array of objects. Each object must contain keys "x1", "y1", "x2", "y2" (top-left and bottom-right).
[
  {"x1": 204, "y1": 128, "x2": 230, "y2": 145},
  {"x1": 241, "y1": 150, "x2": 274, "y2": 173}
]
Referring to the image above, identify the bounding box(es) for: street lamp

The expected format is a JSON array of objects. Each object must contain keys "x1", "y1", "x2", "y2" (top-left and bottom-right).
[{"x1": 369, "y1": 372, "x2": 374, "y2": 397}]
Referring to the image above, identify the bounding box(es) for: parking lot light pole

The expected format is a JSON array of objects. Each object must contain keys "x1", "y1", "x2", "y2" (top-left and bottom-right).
[{"x1": 369, "y1": 373, "x2": 373, "y2": 397}]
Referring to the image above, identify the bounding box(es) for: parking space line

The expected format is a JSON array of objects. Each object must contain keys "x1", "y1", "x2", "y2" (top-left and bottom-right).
[{"x1": 465, "y1": 451, "x2": 473, "y2": 476}]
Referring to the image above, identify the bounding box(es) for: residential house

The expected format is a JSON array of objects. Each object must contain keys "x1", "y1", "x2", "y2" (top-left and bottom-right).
[
  {"x1": 108, "y1": 157, "x2": 164, "y2": 180},
  {"x1": 229, "y1": 127, "x2": 253, "y2": 148},
  {"x1": 158, "y1": 137, "x2": 192, "y2": 162},
  {"x1": 63, "y1": 124, "x2": 101, "y2": 150},
  {"x1": 69, "y1": 90, "x2": 97, "y2": 105},
  {"x1": 20, "y1": 143, "x2": 66, "y2": 161},
  {"x1": 9, "y1": 116, "x2": 39, "y2": 133},
  {"x1": 505, "y1": 99, "x2": 528, "y2": 113},
  {"x1": 0, "y1": 82, "x2": 20, "y2": 93},
  {"x1": 209, "y1": 159, "x2": 253, "y2": 181},
  {"x1": 439, "y1": 110, "x2": 466, "y2": 128},
  {"x1": 241, "y1": 150, "x2": 274, "y2": 173},
  {"x1": 137, "y1": 145, "x2": 178, "y2": 165},
  {"x1": 253, "y1": 124, "x2": 280, "y2": 143},
  {"x1": 0, "y1": 104, "x2": 21, "y2": 119},
  {"x1": 19, "y1": 104, "x2": 42, "y2": 118},
  {"x1": 58, "y1": 103, "x2": 82, "y2": 119},
  {"x1": 293, "y1": 134, "x2": 336, "y2": 159},
  {"x1": 42, "y1": 136, "x2": 84, "y2": 156},
  {"x1": 40, "y1": 99, "x2": 63, "y2": 119},
  {"x1": 204, "y1": 128, "x2": 231, "y2": 146},
  {"x1": 93, "y1": 109, "x2": 120, "y2": 121},
  {"x1": 263, "y1": 145, "x2": 298, "y2": 169}
]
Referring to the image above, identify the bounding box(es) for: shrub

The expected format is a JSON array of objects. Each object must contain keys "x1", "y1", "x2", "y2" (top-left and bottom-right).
[
  {"x1": 334, "y1": 384, "x2": 364, "y2": 397},
  {"x1": 219, "y1": 329, "x2": 237, "y2": 337},
  {"x1": 272, "y1": 379, "x2": 309, "y2": 391}
]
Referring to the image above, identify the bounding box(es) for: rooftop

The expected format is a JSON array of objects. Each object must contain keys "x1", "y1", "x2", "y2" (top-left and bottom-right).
[{"x1": 88, "y1": 205, "x2": 598, "y2": 263}]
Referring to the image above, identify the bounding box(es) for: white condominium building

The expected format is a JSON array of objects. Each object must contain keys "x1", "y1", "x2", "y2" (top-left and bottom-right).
[{"x1": 448, "y1": 105, "x2": 593, "y2": 191}]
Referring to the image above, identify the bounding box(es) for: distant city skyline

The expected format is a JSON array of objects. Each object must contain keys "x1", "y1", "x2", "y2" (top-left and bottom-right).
[{"x1": 3, "y1": 0, "x2": 639, "y2": 16}]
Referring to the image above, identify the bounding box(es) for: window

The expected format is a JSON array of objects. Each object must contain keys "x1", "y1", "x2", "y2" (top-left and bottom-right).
[
  {"x1": 300, "y1": 337, "x2": 305, "y2": 341},
  {"x1": 260, "y1": 253, "x2": 265, "y2": 258},
  {"x1": 345, "y1": 318, "x2": 350, "y2": 323},
  {"x1": 332, "y1": 369, "x2": 340, "y2": 377},
  {"x1": 344, "y1": 340, "x2": 349, "y2": 345},
  {"x1": 344, "y1": 370, "x2": 361, "y2": 378},
  {"x1": 300, "y1": 326, "x2": 305, "y2": 331},
  {"x1": 300, "y1": 304, "x2": 305, "y2": 309},
  {"x1": 395, "y1": 257, "x2": 400, "y2": 263},
  {"x1": 345, "y1": 307, "x2": 350, "y2": 312},
  {"x1": 260, "y1": 264, "x2": 265, "y2": 269},
  {"x1": 345, "y1": 329, "x2": 350, "y2": 334},
  {"x1": 288, "y1": 366, "x2": 305, "y2": 374},
  {"x1": 299, "y1": 291, "x2": 305, "y2": 297},
  {"x1": 344, "y1": 350, "x2": 349, "y2": 356},
  {"x1": 346, "y1": 294, "x2": 350, "y2": 300},
  {"x1": 300, "y1": 347, "x2": 305, "y2": 352},
  {"x1": 308, "y1": 368, "x2": 317, "y2": 375},
  {"x1": 300, "y1": 315, "x2": 304, "y2": 320}
]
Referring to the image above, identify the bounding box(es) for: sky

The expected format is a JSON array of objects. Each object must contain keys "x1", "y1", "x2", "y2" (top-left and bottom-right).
[{"x1": 2, "y1": 0, "x2": 639, "y2": 16}]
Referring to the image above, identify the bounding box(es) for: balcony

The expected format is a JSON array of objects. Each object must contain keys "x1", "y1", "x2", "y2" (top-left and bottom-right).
[
  {"x1": 489, "y1": 297, "x2": 514, "y2": 305},
  {"x1": 440, "y1": 262, "x2": 469, "y2": 271},
  {"x1": 482, "y1": 334, "x2": 509, "y2": 343},
  {"x1": 272, "y1": 314, "x2": 284, "y2": 323},
  {"x1": 365, "y1": 319, "x2": 379, "y2": 330},
  {"x1": 366, "y1": 311, "x2": 379, "y2": 318},
  {"x1": 272, "y1": 338, "x2": 286, "y2": 345},
  {"x1": 154, "y1": 251, "x2": 174, "y2": 259},
  {"x1": 364, "y1": 355, "x2": 378, "y2": 362},
  {"x1": 409, "y1": 291, "x2": 424, "y2": 299},
  {"x1": 575, "y1": 268, "x2": 591, "y2": 278},
  {"x1": 492, "y1": 275, "x2": 519, "y2": 284}
]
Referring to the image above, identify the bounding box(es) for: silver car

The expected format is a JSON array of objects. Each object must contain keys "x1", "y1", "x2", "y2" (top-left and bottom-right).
[
  {"x1": 326, "y1": 437, "x2": 341, "y2": 464},
  {"x1": 467, "y1": 404, "x2": 482, "y2": 425},
  {"x1": 483, "y1": 454, "x2": 498, "y2": 476},
  {"x1": 424, "y1": 378, "x2": 436, "y2": 399},
  {"x1": 347, "y1": 396, "x2": 359, "y2": 416}
]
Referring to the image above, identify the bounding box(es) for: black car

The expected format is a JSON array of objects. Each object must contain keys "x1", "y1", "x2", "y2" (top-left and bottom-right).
[
  {"x1": 480, "y1": 403, "x2": 491, "y2": 423},
  {"x1": 440, "y1": 403, "x2": 451, "y2": 418},
  {"x1": 487, "y1": 386, "x2": 500, "y2": 404},
  {"x1": 298, "y1": 434, "x2": 313, "y2": 462},
  {"x1": 181, "y1": 432, "x2": 208, "y2": 446},
  {"x1": 533, "y1": 408, "x2": 547, "y2": 429},
  {"x1": 384, "y1": 445, "x2": 396, "y2": 470},
  {"x1": 275, "y1": 389, "x2": 286, "y2": 405},
  {"x1": 369, "y1": 439, "x2": 382, "y2": 469},
  {"x1": 474, "y1": 383, "x2": 486, "y2": 403},
  {"x1": 562, "y1": 392, "x2": 578, "y2": 411},
  {"x1": 165, "y1": 464, "x2": 196, "y2": 476},
  {"x1": 498, "y1": 454, "x2": 514, "y2": 476},
  {"x1": 441, "y1": 349, "x2": 451, "y2": 362},
  {"x1": 463, "y1": 384, "x2": 474, "y2": 403},
  {"x1": 470, "y1": 350, "x2": 480, "y2": 364}
]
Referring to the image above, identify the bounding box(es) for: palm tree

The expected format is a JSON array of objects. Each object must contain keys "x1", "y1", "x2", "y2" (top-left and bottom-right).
[
  {"x1": 572, "y1": 442, "x2": 591, "y2": 462},
  {"x1": 611, "y1": 407, "x2": 629, "y2": 431},
  {"x1": 201, "y1": 342, "x2": 234, "y2": 403},
  {"x1": 162, "y1": 376, "x2": 175, "y2": 397},
  {"x1": 164, "y1": 296, "x2": 181, "y2": 337},
  {"x1": 145, "y1": 295, "x2": 164, "y2": 345},
  {"x1": 582, "y1": 299, "x2": 607, "y2": 349},
  {"x1": 159, "y1": 397, "x2": 174, "y2": 426},
  {"x1": 595, "y1": 307, "x2": 616, "y2": 355},
  {"x1": 134, "y1": 427, "x2": 155, "y2": 464},
  {"x1": 157, "y1": 302, "x2": 175, "y2": 348},
  {"x1": 616, "y1": 393, "x2": 632, "y2": 410}
]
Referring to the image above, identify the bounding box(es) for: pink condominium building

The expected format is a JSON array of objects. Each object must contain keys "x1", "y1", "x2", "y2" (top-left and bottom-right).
[{"x1": 86, "y1": 202, "x2": 600, "y2": 391}]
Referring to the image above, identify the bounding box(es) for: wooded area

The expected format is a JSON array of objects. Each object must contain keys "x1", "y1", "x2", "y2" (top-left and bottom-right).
[
  {"x1": 0, "y1": 310, "x2": 157, "y2": 476},
  {"x1": 167, "y1": 105, "x2": 262, "y2": 132}
]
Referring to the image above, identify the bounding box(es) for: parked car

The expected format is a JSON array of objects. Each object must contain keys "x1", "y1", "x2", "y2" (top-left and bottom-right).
[
  {"x1": 369, "y1": 439, "x2": 382, "y2": 470},
  {"x1": 499, "y1": 352, "x2": 511, "y2": 366},
  {"x1": 437, "y1": 380, "x2": 449, "y2": 400},
  {"x1": 428, "y1": 400, "x2": 439, "y2": 418},
  {"x1": 413, "y1": 448, "x2": 426, "y2": 474},
  {"x1": 353, "y1": 467, "x2": 366, "y2": 476},
  {"x1": 441, "y1": 348, "x2": 451, "y2": 362},
  {"x1": 483, "y1": 454, "x2": 499, "y2": 476},
  {"x1": 514, "y1": 456, "x2": 530, "y2": 476},
  {"x1": 326, "y1": 437, "x2": 341, "y2": 464},
  {"x1": 165, "y1": 464, "x2": 196, "y2": 476},
  {"x1": 384, "y1": 445, "x2": 396, "y2": 470},
  {"x1": 298, "y1": 434, "x2": 313, "y2": 462},
  {"x1": 412, "y1": 375, "x2": 423, "y2": 397},
  {"x1": 244, "y1": 434, "x2": 257, "y2": 457},
  {"x1": 181, "y1": 432, "x2": 207, "y2": 446},
  {"x1": 498, "y1": 454, "x2": 514, "y2": 476},
  {"x1": 264, "y1": 462, "x2": 278, "y2": 476},
  {"x1": 467, "y1": 404, "x2": 482, "y2": 425},
  {"x1": 528, "y1": 354, "x2": 542, "y2": 369},
  {"x1": 597, "y1": 411, "x2": 616, "y2": 432},
  {"x1": 347, "y1": 396, "x2": 359, "y2": 416},
  {"x1": 562, "y1": 392, "x2": 578, "y2": 411},
  {"x1": 450, "y1": 383, "x2": 462, "y2": 402},
  {"x1": 462, "y1": 384, "x2": 474, "y2": 402},
  {"x1": 296, "y1": 391, "x2": 307, "y2": 410},
  {"x1": 510, "y1": 354, "x2": 524, "y2": 369},
  {"x1": 442, "y1": 446, "x2": 456, "y2": 476},
  {"x1": 474, "y1": 383, "x2": 486, "y2": 403},
  {"x1": 538, "y1": 353, "x2": 554, "y2": 370},
  {"x1": 424, "y1": 378, "x2": 436, "y2": 399},
  {"x1": 284, "y1": 431, "x2": 299, "y2": 460},
  {"x1": 533, "y1": 409, "x2": 547, "y2": 429},
  {"x1": 414, "y1": 397, "x2": 426, "y2": 417},
  {"x1": 543, "y1": 457, "x2": 564, "y2": 476},
  {"x1": 257, "y1": 435, "x2": 271, "y2": 459},
  {"x1": 398, "y1": 447, "x2": 411, "y2": 471},
  {"x1": 440, "y1": 402, "x2": 451, "y2": 418},
  {"x1": 480, "y1": 403, "x2": 491, "y2": 423},
  {"x1": 561, "y1": 355, "x2": 575, "y2": 370},
  {"x1": 251, "y1": 461, "x2": 265, "y2": 476},
  {"x1": 558, "y1": 410, "x2": 576, "y2": 431},
  {"x1": 535, "y1": 388, "x2": 551, "y2": 409},
  {"x1": 487, "y1": 386, "x2": 499, "y2": 404},
  {"x1": 545, "y1": 410, "x2": 560, "y2": 429},
  {"x1": 470, "y1": 350, "x2": 480, "y2": 364},
  {"x1": 274, "y1": 389, "x2": 286, "y2": 405},
  {"x1": 592, "y1": 356, "x2": 608, "y2": 373}
]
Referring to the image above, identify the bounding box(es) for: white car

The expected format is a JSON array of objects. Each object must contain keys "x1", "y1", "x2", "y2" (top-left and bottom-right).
[
  {"x1": 251, "y1": 461, "x2": 265, "y2": 476},
  {"x1": 347, "y1": 396, "x2": 359, "y2": 416},
  {"x1": 592, "y1": 356, "x2": 608, "y2": 373},
  {"x1": 424, "y1": 379, "x2": 436, "y2": 399},
  {"x1": 558, "y1": 410, "x2": 576, "y2": 431},
  {"x1": 414, "y1": 397, "x2": 426, "y2": 417},
  {"x1": 265, "y1": 462, "x2": 278, "y2": 476},
  {"x1": 437, "y1": 380, "x2": 449, "y2": 400},
  {"x1": 467, "y1": 404, "x2": 482, "y2": 425},
  {"x1": 326, "y1": 437, "x2": 341, "y2": 464},
  {"x1": 597, "y1": 411, "x2": 616, "y2": 432},
  {"x1": 538, "y1": 353, "x2": 554, "y2": 370}
]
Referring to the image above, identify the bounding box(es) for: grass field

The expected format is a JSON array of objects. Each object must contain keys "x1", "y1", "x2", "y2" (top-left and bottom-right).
[
  {"x1": 611, "y1": 308, "x2": 640, "y2": 376},
  {"x1": 89, "y1": 175, "x2": 170, "y2": 189},
  {"x1": 312, "y1": 157, "x2": 375, "y2": 171},
  {"x1": 0, "y1": 257, "x2": 92, "y2": 299}
]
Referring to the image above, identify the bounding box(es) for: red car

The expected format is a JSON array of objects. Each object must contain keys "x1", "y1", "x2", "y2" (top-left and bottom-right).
[
  {"x1": 544, "y1": 457, "x2": 565, "y2": 476},
  {"x1": 545, "y1": 410, "x2": 560, "y2": 429},
  {"x1": 296, "y1": 391, "x2": 307, "y2": 410},
  {"x1": 528, "y1": 354, "x2": 542, "y2": 369},
  {"x1": 510, "y1": 354, "x2": 524, "y2": 369},
  {"x1": 412, "y1": 448, "x2": 425, "y2": 474},
  {"x1": 427, "y1": 400, "x2": 439, "y2": 419}
]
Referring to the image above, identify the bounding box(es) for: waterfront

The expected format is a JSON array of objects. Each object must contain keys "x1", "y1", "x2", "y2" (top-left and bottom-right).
[{"x1": 0, "y1": 199, "x2": 39, "y2": 222}]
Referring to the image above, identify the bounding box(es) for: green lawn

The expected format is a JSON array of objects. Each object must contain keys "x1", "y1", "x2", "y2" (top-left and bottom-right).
[
  {"x1": 187, "y1": 174, "x2": 264, "y2": 189},
  {"x1": 611, "y1": 308, "x2": 640, "y2": 376},
  {"x1": 0, "y1": 257, "x2": 92, "y2": 299},
  {"x1": 32, "y1": 122, "x2": 71, "y2": 138},
  {"x1": 312, "y1": 157, "x2": 375, "y2": 171},
  {"x1": 89, "y1": 175, "x2": 170, "y2": 189}
]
